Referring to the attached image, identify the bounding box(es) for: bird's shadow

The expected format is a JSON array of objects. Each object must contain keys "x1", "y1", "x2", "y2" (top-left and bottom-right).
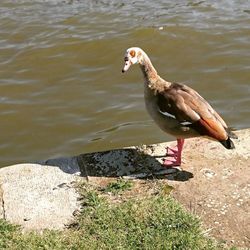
[{"x1": 38, "y1": 148, "x2": 193, "y2": 182}]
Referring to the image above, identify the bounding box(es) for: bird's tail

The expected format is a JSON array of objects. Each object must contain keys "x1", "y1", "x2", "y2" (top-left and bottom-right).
[
  {"x1": 227, "y1": 129, "x2": 238, "y2": 139},
  {"x1": 225, "y1": 126, "x2": 238, "y2": 139},
  {"x1": 220, "y1": 137, "x2": 235, "y2": 149}
]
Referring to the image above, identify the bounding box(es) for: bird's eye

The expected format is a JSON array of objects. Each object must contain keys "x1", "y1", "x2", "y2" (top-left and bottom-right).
[{"x1": 130, "y1": 50, "x2": 136, "y2": 57}]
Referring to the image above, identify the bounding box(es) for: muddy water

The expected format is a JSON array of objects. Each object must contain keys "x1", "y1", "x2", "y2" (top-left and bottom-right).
[{"x1": 0, "y1": 1, "x2": 249, "y2": 166}]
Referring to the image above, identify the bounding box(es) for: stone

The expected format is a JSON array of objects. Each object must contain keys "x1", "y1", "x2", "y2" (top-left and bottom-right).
[{"x1": 0, "y1": 164, "x2": 80, "y2": 231}]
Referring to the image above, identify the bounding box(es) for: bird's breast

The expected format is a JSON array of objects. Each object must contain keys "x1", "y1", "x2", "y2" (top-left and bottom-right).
[
  {"x1": 143, "y1": 86, "x2": 199, "y2": 138},
  {"x1": 144, "y1": 87, "x2": 177, "y2": 128}
]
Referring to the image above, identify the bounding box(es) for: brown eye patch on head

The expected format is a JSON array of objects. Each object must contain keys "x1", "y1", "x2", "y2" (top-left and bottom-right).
[{"x1": 129, "y1": 50, "x2": 136, "y2": 57}]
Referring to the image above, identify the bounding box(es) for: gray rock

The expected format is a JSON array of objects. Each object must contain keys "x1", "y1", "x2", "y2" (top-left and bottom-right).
[{"x1": 0, "y1": 164, "x2": 80, "y2": 231}]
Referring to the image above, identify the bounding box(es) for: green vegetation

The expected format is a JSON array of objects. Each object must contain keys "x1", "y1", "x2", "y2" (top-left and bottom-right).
[
  {"x1": 0, "y1": 180, "x2": 227, "y2": 249},
  {"x1": 103, "y1": 178, "x2": 133, "y2": 194}
]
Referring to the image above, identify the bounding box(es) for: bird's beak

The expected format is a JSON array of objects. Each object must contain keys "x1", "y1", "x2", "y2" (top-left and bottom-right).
[{"x1": 122, "y1": 60, "x2": 131, "y2": 73}]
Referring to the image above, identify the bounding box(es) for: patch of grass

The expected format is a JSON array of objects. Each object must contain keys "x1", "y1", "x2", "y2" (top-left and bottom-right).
[
  {"x1": 75, "y1": 187, "x2": 218, "y2": 250},
  {"x1": 0, "y1": 219, "x2": 19, "y2": 249},
  {"x1": 0, "y1": 181, "x2": 228, "y2": 250},
  {"x1": 0, "y1": 220, "x2": 65, "y2": 250},
  {"x1": 103, "y1": 178, "x2": 133, "y2": 194}
]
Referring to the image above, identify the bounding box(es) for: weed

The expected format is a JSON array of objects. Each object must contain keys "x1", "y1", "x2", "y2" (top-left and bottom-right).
[{"x1": 104, "y1": 178, "x2": 133, "y2": 194}]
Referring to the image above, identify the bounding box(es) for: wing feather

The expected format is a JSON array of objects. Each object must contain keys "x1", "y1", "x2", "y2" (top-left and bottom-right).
[{"x1": 157, "y1": 83, "x2": 228, "y2": 140}]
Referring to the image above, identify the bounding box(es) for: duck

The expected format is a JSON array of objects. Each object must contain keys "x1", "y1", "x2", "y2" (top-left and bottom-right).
[{"x1": 122, "y1": 47, "x2": 237, "y2": 167}]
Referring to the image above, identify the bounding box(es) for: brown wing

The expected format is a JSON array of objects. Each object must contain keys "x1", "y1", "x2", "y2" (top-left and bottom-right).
[{"x1": 157, "y1": 83, "x2": 228, "y2": 141}]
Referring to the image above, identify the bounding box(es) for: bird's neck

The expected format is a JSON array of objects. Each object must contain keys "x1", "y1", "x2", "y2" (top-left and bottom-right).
[
  {"x1": 139, "y1": 51, "x2": 171, "y2": 90},
  {"x1": 139, "y1": 53, "x2": 158, "y2": 83}
]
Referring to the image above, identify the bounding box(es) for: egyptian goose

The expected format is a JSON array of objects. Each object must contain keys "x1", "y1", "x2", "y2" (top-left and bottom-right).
[{"x1": 122, "y1": 47, "x2": 237, "y2": 167}]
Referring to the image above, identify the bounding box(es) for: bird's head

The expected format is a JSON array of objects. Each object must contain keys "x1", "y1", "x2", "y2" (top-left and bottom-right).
[{"x1": 122, "y1": 47, "x2": 142, "y2": 73}]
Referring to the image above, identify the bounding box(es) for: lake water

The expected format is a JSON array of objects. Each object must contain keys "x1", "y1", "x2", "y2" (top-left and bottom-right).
[{"x1": 0, "y1": 0, "x2": 249, "y2": 167}]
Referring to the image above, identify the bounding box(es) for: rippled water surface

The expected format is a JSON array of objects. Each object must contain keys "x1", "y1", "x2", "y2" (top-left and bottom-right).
[{"x1": 0, "y1": 0, "x2": 249, "y2": 166}]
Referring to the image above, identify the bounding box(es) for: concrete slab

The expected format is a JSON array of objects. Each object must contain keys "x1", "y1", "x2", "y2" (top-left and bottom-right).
[{"x1": 0, "y1": 164, "x2": 80, "y2": 231}]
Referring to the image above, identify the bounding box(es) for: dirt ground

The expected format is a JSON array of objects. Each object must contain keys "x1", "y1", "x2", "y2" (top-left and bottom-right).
[
  {"x1": 79, "y1": 129, "x2": 250, "y2": 248},
  {"x1": 171, "y1": 136, "x2": 250, "y2": 248}
]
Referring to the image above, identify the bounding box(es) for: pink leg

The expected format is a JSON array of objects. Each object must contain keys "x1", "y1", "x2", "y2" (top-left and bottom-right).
[
  {"x1": 163, "y1": 139, "x2": 185, "y2": 167},
  {"x1": 166, "y1": 146, "x2": 178, "y2": 156}
]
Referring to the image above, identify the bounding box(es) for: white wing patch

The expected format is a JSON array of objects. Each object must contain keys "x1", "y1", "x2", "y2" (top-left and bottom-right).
[
  {"x1": 158, "y1": 109, "x2": 194, "y2": 126},
  {"x1": 180, "y1": 121, "x2": 193, "y2": 126},
  {"x1": 158, "y1": 109, "x2": 176, "y2": 119}
]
